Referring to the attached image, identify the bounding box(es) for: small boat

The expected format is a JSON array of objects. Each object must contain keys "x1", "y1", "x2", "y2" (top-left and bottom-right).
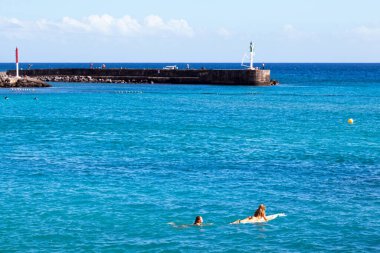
[{"x1": 163, "y1": 65, "x2": 178, "y2": 70}]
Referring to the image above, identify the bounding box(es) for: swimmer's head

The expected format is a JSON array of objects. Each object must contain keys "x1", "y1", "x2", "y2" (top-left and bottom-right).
[{"x1": 194, "y1": 216, "x2": 203, "y2": 225}]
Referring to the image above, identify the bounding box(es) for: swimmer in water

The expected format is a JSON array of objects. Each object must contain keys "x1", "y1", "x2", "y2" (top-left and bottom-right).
[
  {"x1": 168, "y1": 216, "x2": 209, "y2": 228},
  {"x1": 4, "y1": 96, "x2": 9, "y2": 100},
  {"x1": 193, "y1": 216, "x2": 203, "y2": 226}
]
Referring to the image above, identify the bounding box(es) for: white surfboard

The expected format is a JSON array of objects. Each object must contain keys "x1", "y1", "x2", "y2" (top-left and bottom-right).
[{"x1": 230, "y1": 213, "x2": 286, "y2": 224}]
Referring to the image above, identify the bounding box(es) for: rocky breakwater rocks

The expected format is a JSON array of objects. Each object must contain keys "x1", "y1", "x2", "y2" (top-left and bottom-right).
[
  {"x1": 38, "y1": 75, "x2": 151, "y2": 84},
  {"x1": 0, "y1": 73, "x2": 51, "y2": 88}
]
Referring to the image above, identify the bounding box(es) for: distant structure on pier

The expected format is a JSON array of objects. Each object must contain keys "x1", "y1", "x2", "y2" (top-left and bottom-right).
[{"x1": 8, "y1": 43, "x2": 277, "y2": 86}]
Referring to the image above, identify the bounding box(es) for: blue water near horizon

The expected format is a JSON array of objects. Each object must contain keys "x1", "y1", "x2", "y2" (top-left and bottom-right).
[{"x1": 0, "y1": 63, "x2": 379, "y2": 252}]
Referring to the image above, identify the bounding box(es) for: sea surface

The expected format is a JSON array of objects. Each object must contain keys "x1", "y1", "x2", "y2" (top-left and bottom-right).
[{"x1": 0, "y1": 63, "x2": 379, "y2": 252}]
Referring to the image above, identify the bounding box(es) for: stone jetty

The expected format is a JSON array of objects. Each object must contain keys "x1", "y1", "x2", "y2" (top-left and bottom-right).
[
  {"x1": 8, "y1": 68, "x2": 277, "y2": 86},
  {"x1": 0, "y1": 72, "x2": 50, "y2": 88}
]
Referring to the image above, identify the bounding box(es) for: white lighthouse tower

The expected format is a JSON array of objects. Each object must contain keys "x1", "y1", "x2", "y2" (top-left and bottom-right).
[{"x1": 249, "y1": 41, "x2": 255, "y2": 70}]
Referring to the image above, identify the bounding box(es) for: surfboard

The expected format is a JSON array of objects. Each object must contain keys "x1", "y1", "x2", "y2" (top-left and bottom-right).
[{"x1": 230, "y1": 213, "x2": 286, "y2": 224}]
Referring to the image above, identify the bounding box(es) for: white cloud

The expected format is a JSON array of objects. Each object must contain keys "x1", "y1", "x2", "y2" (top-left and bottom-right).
[
  {"x1": 145, "y1": 15, "x2": 165, "y2": 29},
  {"x1": 352, "y1": 26, "x2": 380, "y2": 41},
  {"x1": 167, "y1": 19, "x2": 194, "y2": 37},
  {"x1": 0, "y1": 14, "x2": 194, "y2": 38},
  {"x1": 61, "y1": 17, "x2": 91, "y2": 32},
  {"x1": 144, "y1": 15, "x2": 194, "y2": 37},
  {"x1": 86, "y1": 14, "x2": 114, "y2": 34},
  {"x1": 36, "y1": 18, "x2": 55, "y2": 31},
  {"x1": 0, "y1": 17, "x2": 22, "y2": 29},
  {"x1": 117, "y1": 16, "x2": 141, "y2": 35}
]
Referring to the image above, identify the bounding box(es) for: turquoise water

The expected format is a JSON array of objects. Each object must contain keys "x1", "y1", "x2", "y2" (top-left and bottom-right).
[{"x1": 0, "y1": 64, "x2": 379, "y2": 252}]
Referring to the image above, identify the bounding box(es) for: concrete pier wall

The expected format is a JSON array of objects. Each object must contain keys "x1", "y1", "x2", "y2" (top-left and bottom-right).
[{"x1": 7, "y1": 68, "x2": 272, "y2": 85}]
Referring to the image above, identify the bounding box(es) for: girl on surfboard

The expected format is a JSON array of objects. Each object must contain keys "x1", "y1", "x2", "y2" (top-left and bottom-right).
[
  {"x1": 231, "y1": 204, "x2": 272, "y2": 224},
  {"x1": 252, "y1": 204, "x2": 268, "y2": 221}
]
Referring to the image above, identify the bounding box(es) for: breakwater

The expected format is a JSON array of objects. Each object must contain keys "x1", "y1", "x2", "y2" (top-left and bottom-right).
[
  {"x1": 7, "y1": 68, "x2": 276, "y2": 85},
  {"x1": 0, "y1": 72, "x2": 50, "y2": 88}
]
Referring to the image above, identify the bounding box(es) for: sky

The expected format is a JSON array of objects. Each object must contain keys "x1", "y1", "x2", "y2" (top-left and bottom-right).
[{"x1": 0, "y1": 0, "x2": 379, "y2": 62}]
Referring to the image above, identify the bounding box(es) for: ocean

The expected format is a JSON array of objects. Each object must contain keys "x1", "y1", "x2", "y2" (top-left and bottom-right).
[{"x1": 0, "y1": 63, "x2": 379, "y2": 252}]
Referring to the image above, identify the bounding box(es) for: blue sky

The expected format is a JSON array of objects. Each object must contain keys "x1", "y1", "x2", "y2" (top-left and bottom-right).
[{"x1": 0, "y1": 0, "x2": 379, "y2": 62}]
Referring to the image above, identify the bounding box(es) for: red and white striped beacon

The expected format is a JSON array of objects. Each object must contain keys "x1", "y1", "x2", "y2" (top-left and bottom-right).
[{"x1": 15, "y1": 47, "x2": 19, "y2": 78}]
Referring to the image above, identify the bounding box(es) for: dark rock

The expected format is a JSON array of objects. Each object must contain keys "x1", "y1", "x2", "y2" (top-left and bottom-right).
[
  {"x1": 0, "y1": 76, "x2": 51, "y2": 88},
  {"x1": 15, "y1": 78, "x2": 51, "y2": 87}
]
